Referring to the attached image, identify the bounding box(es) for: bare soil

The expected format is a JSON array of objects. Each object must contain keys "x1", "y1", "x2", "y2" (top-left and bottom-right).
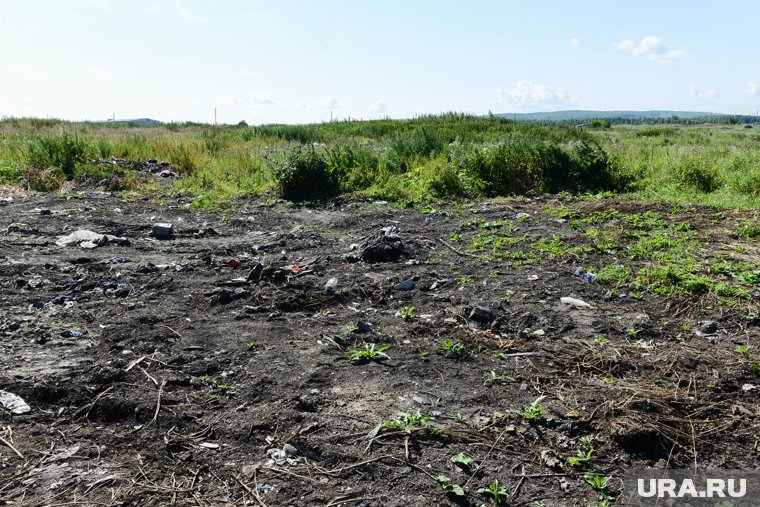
[{"x1": 1, "y1": 188, "x2": 758, "y2": 506}]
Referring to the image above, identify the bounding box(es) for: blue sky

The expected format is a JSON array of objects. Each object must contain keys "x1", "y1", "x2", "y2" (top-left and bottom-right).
[{"x1": 2, "y1": 0, "x2": 760, "y2": 124}]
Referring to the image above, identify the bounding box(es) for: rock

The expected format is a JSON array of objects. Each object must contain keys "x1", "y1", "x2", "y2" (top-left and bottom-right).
[
  {"x1": 540, "y1": 449, "x2": 562, "y2": 469},
  {"x1": 698, "y1": 320, "x2": 719, "y2": 334},
  {"x1": 356, "y1": 321, "x2": 373, "y2": 333},
  {"x1": 227, "y1": 258, "x2": 241, "y2": 269},
  {"x1": 469, "y1": 306, "x2": 495, "y2": 322},
  {"x1": 210, "y1": 289, "x2": 233, "y2": 305},
  {"x1": 0, "y1": 390, "x2": 31, "y2": 414},
  {"x1": 282, "y1": 443, "x2": 298, "y2": 457},
  {"x1": 361, "y1": 229, "x2": 406, "y2": 263},
  {"x1": 393, "y1": 279, "x2": 415, "y2": 291},
  {"x1": 247, "y1": 263, "x2": 264, "y2": 281},
  {"x1": 560, "y1": 297, "x2": 592, "y2": 309},
  {"x1": 152, "y1": 223, "x2": 173, "y2": 239},
  {"x1": 324, "y1": 277, "x2": 339, "y2": 295}
]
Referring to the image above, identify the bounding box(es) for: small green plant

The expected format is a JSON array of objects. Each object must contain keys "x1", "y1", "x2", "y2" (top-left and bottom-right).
[
  {"x1": 347, "y1": 343, "x2": 391, "y2": 363},
  {"x1": 593, "y1": 336, "x2": 609, "y2": 346},
  {"x1": 750, "y1": 363, "x2": 760, "y2": 373},
  {"x1": 216, "y1": 383, "x2": 235, "y2": 396},
  {"x1": 424, "y1": 258, "x2": 440, "y2": 265},
  {"x1": 438, "y1": 340, "x2": 466, "y2": 356},
  {"x1": 419, "y1": 351, "x2": 431, "y2": 360},
  {"x1": 368, "y1": 410, "x2": 436, "y2": 439},
  {"x1": 517, "y1": 395, "x2": 546, "y2": 421},
  {"x1": 627, "y1": 326, "x2": 641, "y2": 338},
  {"x1": 568, "y1": 436, "x2": 595, "y2": 467},
  {"x1": 459, "y1": 275, "x2": 474, "y2": 285},
  {"x1": 584, "y1": 473, "x2": 612, "y2": 496},
  {"x1": 200, "y1": 374, "x2": 211, "y2": 384},
  {"x1": 246, "y1": 341, "x2": 257, "y2": 350},
  {"x1": 450, "y1": 453, "x2": 474, "y2": 472},
  {"x1": 450, "y1": 233, "x2": 463, "y2": 242},
  {"x1": 485, "y1": 371, "x2": 514, "y2": 384},
  {"x1": 736, "y1": 345, "x2": 753, "y2": 359},
  {"x1": 477, "y1": 479, "x2": 509, "y2": 505},
  {"x1": 436, "y1": 475, "x2": 465, "y2": 497},
  {"x1": 400, "y1": 306, "x2": 417, "y2": 320}
]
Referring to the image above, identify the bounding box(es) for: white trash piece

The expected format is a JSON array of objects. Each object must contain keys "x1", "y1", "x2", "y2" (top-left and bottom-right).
[
  {"x1": 0, "y1": 390, "x2": 31, "y2": 414},
  {"x1": 560, "y1": 296, "x2": 593, "y2": 309}
]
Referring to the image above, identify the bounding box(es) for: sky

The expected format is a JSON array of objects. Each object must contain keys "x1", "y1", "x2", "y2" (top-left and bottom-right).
[{"x1": 2, "y1": 0, "x2": 760, "y2": 124}]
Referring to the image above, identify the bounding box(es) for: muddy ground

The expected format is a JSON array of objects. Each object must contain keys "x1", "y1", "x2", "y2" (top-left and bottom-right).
[{"x1": 1, "y1": 186, "x2": 758, "y2": 506}]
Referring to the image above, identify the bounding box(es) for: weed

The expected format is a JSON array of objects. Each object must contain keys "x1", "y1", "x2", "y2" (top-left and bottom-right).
[
  {"x1": 436, "y1": 475, "x2": 465, "y2": 497},
  {"x1": 246, "y1": 341, "x2": 257, "y2": 350},
  {"x1": 459, "y1": 275, "x2": 474, "y2": 285},
  {"x1": 450, "y1": 453, "x2": 474, "y2": 472},
  {"x1": 438, "y1": 340, "x2": 466, "y2": 356},
  {"x1": 517, "y1": 396, "x2": 546, "y2": 421},
  {"x1": 347, "y1": 343, "x2": 391, "y2": 363},
  {"x1": 568, "y1": 436, "x2": 595, "y2": 467},
  {"x1": 485, "y1": 371, "x2": 514, "y2": 384},
  {"x1": 368, "y1": 410, "x2": 437, "y2": 439},
  {"x1": 477, "y1": 479, "x2": 509, "y2": 505},
  {"x1": 400, "y1": 306, "x2": 417, "y2": 320},
  {"x1": 584, "y1": 474, "x2": 612, "y2": 496},
  {"x1": 593, "y1": 336, "x2": 609, "y2": 346},
  {"x1": 736, "y1": 345, "x2": 753, "y2": 359}
]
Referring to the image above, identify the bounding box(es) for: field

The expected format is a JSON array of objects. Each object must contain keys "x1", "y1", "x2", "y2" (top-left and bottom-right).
[{"x1": 1, "y1": 116, "x2": 759, "y2": 506}]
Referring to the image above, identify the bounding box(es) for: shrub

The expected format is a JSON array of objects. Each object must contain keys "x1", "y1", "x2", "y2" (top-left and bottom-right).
[
  {"x1": 325, "y1": 144, "x2": 379, "y2": 192},
  {"x1": 675, "y1": 155, "x2": 722, "y2": 192},
  {"x1": 272, "y1": 146, "x2": 338, "y2": 200},
  {"x1": 23, "y1": 133, "x2": 93, "y2": 178}
]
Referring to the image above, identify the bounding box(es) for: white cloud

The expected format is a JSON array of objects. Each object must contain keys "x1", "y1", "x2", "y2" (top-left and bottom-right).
[
  {"x1": 746, "y1": 82, "x2": 760, "y2": 97},
  {"x1": 317, "y1": 96, "x2": 341, "y2": 110},
  {"x1": 494, "y1": 81, "x2": 574, "y2": 111},
  {"x1": 689, "y1": 85, "x2": 720, "y2": 99},
  {"x1": 6, "y1": 64, "x2": 48, "y2": 78},
  {"x1": 251, "y1": 92, "x2": 278, "y2": 105},
  {"x1": 213, "y1": 95, "x2": 241, "y2": 106},
  {"x1": 91, "y1": 0, "x2": 112, "y2": 9},
  {"x1": 369, "y1": 101, "x2": 386, "y2": 113},
  {"x1": 569, "y1": 37, "x2": 580, "y2": 47},
  {"x1": 240, "y1": 69, "x2": 256, "y2": 77},
  {"x1": 86, "y1": 68, "x2": 120, "y2": 79},
  {"x1": 614, "y1": 35, "x2": 686, "y2": 63},
  {"x1": 175, "y1": 0, "x2": 196, "y2": 21}
]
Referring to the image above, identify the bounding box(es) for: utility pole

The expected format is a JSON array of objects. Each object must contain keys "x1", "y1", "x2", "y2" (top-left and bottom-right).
[{"x1": 215, "y1": 107, "x2": 217, "y2": 126}]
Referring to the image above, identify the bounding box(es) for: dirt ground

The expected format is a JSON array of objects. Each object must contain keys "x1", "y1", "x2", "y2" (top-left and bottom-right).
[{"x1": 1, "y1": 186, "x2": 758, "y2": 507}]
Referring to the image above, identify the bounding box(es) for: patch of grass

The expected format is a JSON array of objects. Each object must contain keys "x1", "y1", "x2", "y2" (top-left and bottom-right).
[
  {"x1": 477, "y1": 479, "x2": 509, "y2": 506},
  {"x1": 438, "y1": 340, "x2": 466, "y2": 356}
]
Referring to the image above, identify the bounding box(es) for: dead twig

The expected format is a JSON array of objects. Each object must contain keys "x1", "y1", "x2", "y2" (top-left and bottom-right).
[{"x1": 0, "y1": 434, "x2": 23, "y2": 459}]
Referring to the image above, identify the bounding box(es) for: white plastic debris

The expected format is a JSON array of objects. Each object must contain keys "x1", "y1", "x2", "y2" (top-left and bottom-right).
[
  {"x1": 560, "y1": 297, "x2": 593, "y2": 309},
  {"x1": 742, "y1": 383, "x2": 756, "y2": 392},
  {"x1": 0, "y1": 390, "x2": 31, "y2": 414},
  {"x1": 56, "y1": 230, "x2": 128, "y2": 248}
]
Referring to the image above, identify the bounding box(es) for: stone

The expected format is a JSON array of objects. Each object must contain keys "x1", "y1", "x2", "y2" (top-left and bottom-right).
[
  {"x1": 393, "y1": 279, "x2": 415, "y2": 291},
  {"x1": 152, "y1": 223, "x2": 173, "y2": 239}
]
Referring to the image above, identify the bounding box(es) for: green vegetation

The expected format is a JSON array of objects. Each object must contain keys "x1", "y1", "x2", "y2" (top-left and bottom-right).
[
  {"x1": 567, "y1": 437, "x2": 595, "y2": 467},
  {"x1": 399, "y1": 306, "x2": 417, "y2": 320},
  {"x1": 477, "y1": 479, "x2": 509, "y2": 506},
  {"x1": 347, "y1": 343, "x2": 391, "y2": 363},
  {"x1": 517, "y1": 396, "x2": 546, "y2": 421}
]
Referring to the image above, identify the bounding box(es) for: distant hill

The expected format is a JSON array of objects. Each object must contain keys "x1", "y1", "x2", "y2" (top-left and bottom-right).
[
  {"x1": 495, "y1": 110, "x2": 720, "y2": 122},
  {"x1": 105, "y1": 118, "x2": 162, "y2": 126}
]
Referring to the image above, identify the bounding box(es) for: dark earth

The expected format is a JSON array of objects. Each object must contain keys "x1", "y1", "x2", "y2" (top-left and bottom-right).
[{"x1": 1, "y1": 185, "x2": 758, "y2": 506}]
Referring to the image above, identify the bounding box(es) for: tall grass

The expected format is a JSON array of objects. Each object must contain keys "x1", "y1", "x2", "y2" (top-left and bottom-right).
[{"x1": 0, "y1": 115, "x2": 758, "y2": 209}]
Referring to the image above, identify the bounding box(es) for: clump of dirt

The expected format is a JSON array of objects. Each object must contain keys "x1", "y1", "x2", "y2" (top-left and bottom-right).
[{"x1": 0, "y1": 189, "x2": 758, "y2": 506}]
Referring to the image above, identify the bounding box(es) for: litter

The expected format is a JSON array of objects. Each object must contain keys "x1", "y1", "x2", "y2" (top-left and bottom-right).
[{"x1": 0, "y1": 390, "x2": 31, "y2": 414}]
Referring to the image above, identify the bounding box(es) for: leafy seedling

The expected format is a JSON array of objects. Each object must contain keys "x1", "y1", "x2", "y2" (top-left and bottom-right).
[
  {"x1": 478, "y1": 479, "x2": 509, "y2": 505},
  {"x1": 368, "y1": 410, "x2": 437, "y2": 439},
  {"x1": 438, "y1": 340, "x2": 466, "y2": 356},
  {"x1": 485, "y1": 371, "x2": 514, "y2": 384},
  {"x1": 584, "y1": 473, "x2": 612, "y2": 496},
  {"x1": 517, "y1": 395, "x2": 546, "y2": 421},
  {"x1": 246, "y1": 341, "x2": 257, "y2": 350},
  {"x1": 347, "y1": 343, "x2": 391, "y2": 363},
  {"x1": 736, "y1": 345, "x2": 753, "y2": 359},
  {"x1": 593, "y1": 336, "x2": 609, "y2": 346},
  {"x1": 450, "y1": 453, "x2": 474, "y2": 472},
  {"x1": 437, "y1": 475, "x2": 465, "y2": 497},
  {"x1": 400, "y1": 306, "x2": 417, "y2": 320},
  {"x1": 567, "y1": 436, "x2": 594, "y2": 467}
]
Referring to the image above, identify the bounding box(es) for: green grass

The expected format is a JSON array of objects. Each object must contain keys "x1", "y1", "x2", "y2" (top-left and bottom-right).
[{"x1": 1, "y1": 116, "x2": 759, "y2": 210}]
